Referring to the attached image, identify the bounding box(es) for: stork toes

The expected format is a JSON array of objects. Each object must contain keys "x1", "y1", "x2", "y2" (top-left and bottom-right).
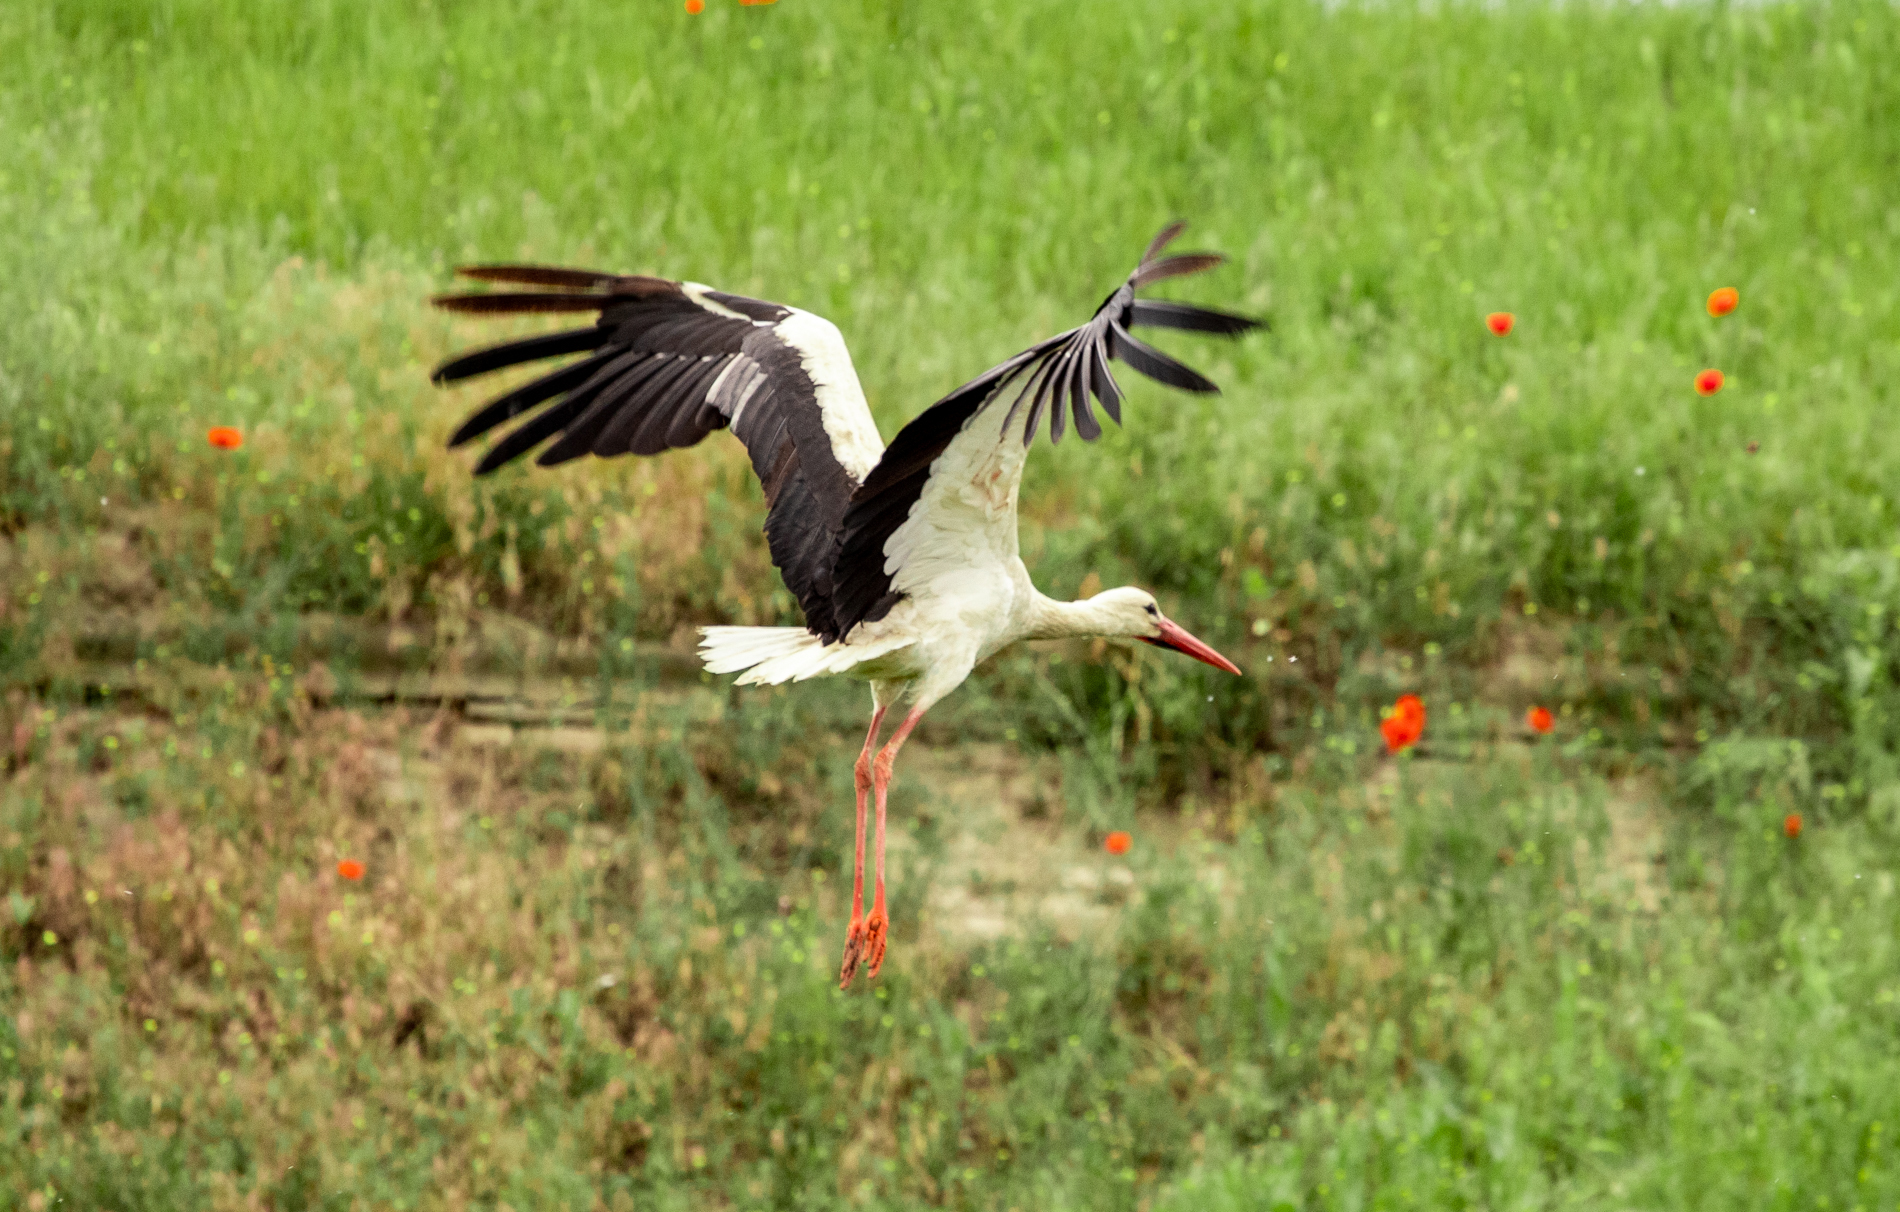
[
  {"x1": 837, "y1": 912, "x2": 890, "y2": 988},
  {"x1": 861, "y1": 909, "x2": 889, "y2": 980},
  {"x1": 837, "y1": 911, "x2": 891, "y2": 988},
  {"x1": 838, "y1": 917, "x2": 869, "y2": 989}
]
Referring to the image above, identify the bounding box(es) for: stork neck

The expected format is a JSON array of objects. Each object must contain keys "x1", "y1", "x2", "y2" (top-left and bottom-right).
[{"x1": 1025, "y1": 591, "x2": 1119, "y2": 641}]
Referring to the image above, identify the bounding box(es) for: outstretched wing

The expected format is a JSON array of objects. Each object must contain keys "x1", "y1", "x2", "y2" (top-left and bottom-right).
[
  {"x1": 432, "y1": 268, "x2": 883, "y2": 641},
  {"x1": 829, "y1": 222, "x2": 1260, "y2": 636}
]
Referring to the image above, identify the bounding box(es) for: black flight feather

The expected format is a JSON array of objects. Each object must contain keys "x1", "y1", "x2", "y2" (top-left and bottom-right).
[
  {"x1": 629, "y1": 359, "x2": 723, "y2": 455},
  {"x1": 1130, "y1": 252, "x2": 1226, "y2": 289},
  {"x1": 447, "y1": 350, "x2": 619, "y2": 447},
  {"x1": 1142, "y1": 220, "x2": 1189, "y2": 265},
  {"x1": 579, "y1": 358, "x2": 679, "y2": 457},
  {"x1": 601, "y1": 356, "x2": 700, "y2": 457},
  {"x1": 1018, "y1": 352, "x2": 1065, "y2": 447},
  {"x1": 532, "y1": 354, "x2": 666, "y2": 467},
  {"x1": 474, "y1": 393, "x2": 594, "y2": 475},
  {"x1": 1067, "y1": 348, "x2": 1102, "y2": 441},
  {"x1": 432, "y1": 292, "x2": 620, "y2": 315},
  {"x1": 1089, "y1": 343, "x2": 1124, "y2": 425},
  {"x1": 431, "y1": 327, "x2": 606, "y2": 385},
  {"x1": 1129, "y1": 299, "x2": 1263, "y2": 336},
  {"x1": 1108, "y1": 322, "x2": 1221, "y2": 393},
  {"x1": 1047, "y1": 348, "x2": 1071, "y2": 445},
  {"x1": 453, "y1": 265, "x2": 622, "y2": 290}
]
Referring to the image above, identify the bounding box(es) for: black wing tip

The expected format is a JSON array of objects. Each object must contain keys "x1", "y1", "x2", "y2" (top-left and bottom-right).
[
  {"x1": 432, "y1": 270, "x2": 681, "y2": 315},
  {"x1": 431, "y1": 358, "x2": 473, "y2": 386},
  {"x1": 454, "y1": 263, "x2": 611, "y2": 286},
  {"x1": 1142, "y1": 220, "x2": 1189, "y2": 265},
  {"x1": 430, "y1": 327, "x2": 611, "y2": 388},
  {"x1": 1129, "y1": 252, "x2": 1228, "y2": 290},
  {"x1": 1127, "y1": 299, "x2": 1266, "y2": 338},
  {"x1": 1200, "y1": 309, "x2": 1265, "y2": 336},
  {"x1": 431, "y1": 292, "x2": 609, "y2": 315}
]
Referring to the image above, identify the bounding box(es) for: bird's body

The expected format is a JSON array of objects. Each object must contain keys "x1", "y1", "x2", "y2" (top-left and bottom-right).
[
  {"x1": 433, "y1": 224, "x2": 1257, "y2": 985},
  {"x1": 703, "y1": 396, "x2": 1051, "y2": 707}
]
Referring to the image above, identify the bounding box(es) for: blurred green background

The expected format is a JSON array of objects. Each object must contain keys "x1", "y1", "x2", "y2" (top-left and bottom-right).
[{"x1": 2, "y1": 0, "x2": 1898, "y2": 1207}]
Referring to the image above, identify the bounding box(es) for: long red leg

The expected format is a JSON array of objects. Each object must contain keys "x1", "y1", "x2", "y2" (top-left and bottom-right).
[
  {"x1": 863, "y1": 707, "x2": 924, "y2": 981},
  {"x1": 837, "y1": 706, "x2": 886, "y2": 989}
]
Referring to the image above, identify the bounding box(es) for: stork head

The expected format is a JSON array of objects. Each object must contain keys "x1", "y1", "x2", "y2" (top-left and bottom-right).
[{"x1": 1087, "y1": 587, "x2": 1242, "y2": 676}]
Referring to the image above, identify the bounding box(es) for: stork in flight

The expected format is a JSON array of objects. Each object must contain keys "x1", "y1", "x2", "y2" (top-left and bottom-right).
[{"x1": 431, "y1": 223, "x2": 1258, "y2": 987}]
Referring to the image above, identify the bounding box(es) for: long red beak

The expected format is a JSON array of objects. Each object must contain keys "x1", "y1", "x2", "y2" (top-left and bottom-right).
[{"x1": 1141, "y1": 618, "x2": 1242, "y2": 676}]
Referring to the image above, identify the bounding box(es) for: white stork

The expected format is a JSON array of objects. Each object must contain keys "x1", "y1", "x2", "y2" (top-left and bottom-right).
[{"x1": 431, "y1": 223, "x2": 1258, "y2": 987}]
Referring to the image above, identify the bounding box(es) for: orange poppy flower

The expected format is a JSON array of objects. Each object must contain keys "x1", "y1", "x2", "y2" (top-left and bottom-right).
[
  {"x1": 206, "y1": 427, "x2": 243, "y2": 450},
  {"x1": 1782, "y1": 814, "x2": 1802, "y2": 840},
  {"x1": 1486, "y1": 312, "x2": 1514, "y2": 336},
  {"x1": 1104, "y1": 831, "x2": 1131, "y2": 856},
  {"x1": 685, "y1": 0, "x2": 703, "y2": 11},
  {"x1": 337, "y1": 859, "x2": 366, "y2": 881},
  {"x1": 1695, "y1": 369, "x2": 1724, "y2": 396},
  {"x1": 1381, "y1": 694, "x2": 1425, "y2": 753},
  {"x1": 1526, "y1": 705, "x2": 1554, "y2": 734},
  {"x1": 1380, "y1": 714, "x2": 1418, "y2": 752},
  {"x1": 1707, "y1": 287, "x2": 1739, "y2": 318}
]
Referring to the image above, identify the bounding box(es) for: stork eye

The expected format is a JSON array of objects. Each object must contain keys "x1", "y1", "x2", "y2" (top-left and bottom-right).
[{"x1": 1145, "y1": 604, "x2": 1159, "y2": 617}]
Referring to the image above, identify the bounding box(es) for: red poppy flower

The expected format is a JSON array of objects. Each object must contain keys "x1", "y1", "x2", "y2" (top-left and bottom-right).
[
  {"x1": 337, "y1": 859, "x2": 365, "y2": 881},
  {"x1": 684, "y1": 0, "x2": 703, "y2": 11},
  {"x1": 1104, "y1": 831, "x2": 1131, "y2": 856},
  {"x1": 1526, "y1": 705, "x2": 1554, "y2": 734},
  {"x1": 1380, "y1": 714, "x2": 1419, "y2": 752},
  {"x1": 206, "y1": 427, "x2": 244, "y2": 450},
  {"x1": 1782, "y1": 814, "x2": 1802, "y2": 840},
  {"x1": 1382, "y1": 694, "x2": 1425, "y2": 753},
  {"x1": 1695, "y1": 369, "x2": 1724, "y2": 396},
  {"x1": 1707, "y1": 287, "x2": 1739, "y2": 318},
  {"x1": 1486, "y1": 312, "x2": 1514, "y2": 336}
]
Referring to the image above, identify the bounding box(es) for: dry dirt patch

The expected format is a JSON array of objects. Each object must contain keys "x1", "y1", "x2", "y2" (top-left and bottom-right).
[
  {"x1": 362, "y1": 724, "x2": 1148, "y2": 948},
  {"x1": 897, "y1": 742, "x2": 1137, "y2": 947}
]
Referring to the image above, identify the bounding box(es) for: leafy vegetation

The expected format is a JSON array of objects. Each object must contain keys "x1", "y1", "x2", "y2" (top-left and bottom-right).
[{"x1": 3, "y1": 0, "x2": 1899, "y2": 1206}]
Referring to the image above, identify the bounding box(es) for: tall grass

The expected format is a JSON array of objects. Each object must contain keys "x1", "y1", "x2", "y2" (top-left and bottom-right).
[
  {"x1": 3, "y1": 683, "x2": 1896, "y2": 1208},
  {"x1": 4, "y1": 0, "x2": 1900, "y2": 1205},
  {"x1": 5, "y1": 0, "x2": 1900, "y2": 781}
]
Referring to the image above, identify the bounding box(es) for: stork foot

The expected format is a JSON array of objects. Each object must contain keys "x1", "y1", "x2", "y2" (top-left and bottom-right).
[
  {"x1": 838, "y1": 917, "x2": 868, "y2": 989},
  {"x1": 861, "y1": 909, "x2": 888, "y2": 981}
]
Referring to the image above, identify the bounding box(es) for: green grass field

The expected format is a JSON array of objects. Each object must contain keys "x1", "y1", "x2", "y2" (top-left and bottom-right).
[{"x1": 4, "y1": 0, "x2": 1900, "y2": 1207}]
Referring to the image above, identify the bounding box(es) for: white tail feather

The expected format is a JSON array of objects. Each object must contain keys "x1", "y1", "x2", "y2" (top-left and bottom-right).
[{"x1": 698, "y1": 626, "x2": 911, "y2": 686}]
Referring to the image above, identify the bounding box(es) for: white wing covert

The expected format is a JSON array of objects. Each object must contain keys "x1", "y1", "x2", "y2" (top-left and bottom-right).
[{"x1": 829, "y1": 223, "x2": 1261, "y2": 638}]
